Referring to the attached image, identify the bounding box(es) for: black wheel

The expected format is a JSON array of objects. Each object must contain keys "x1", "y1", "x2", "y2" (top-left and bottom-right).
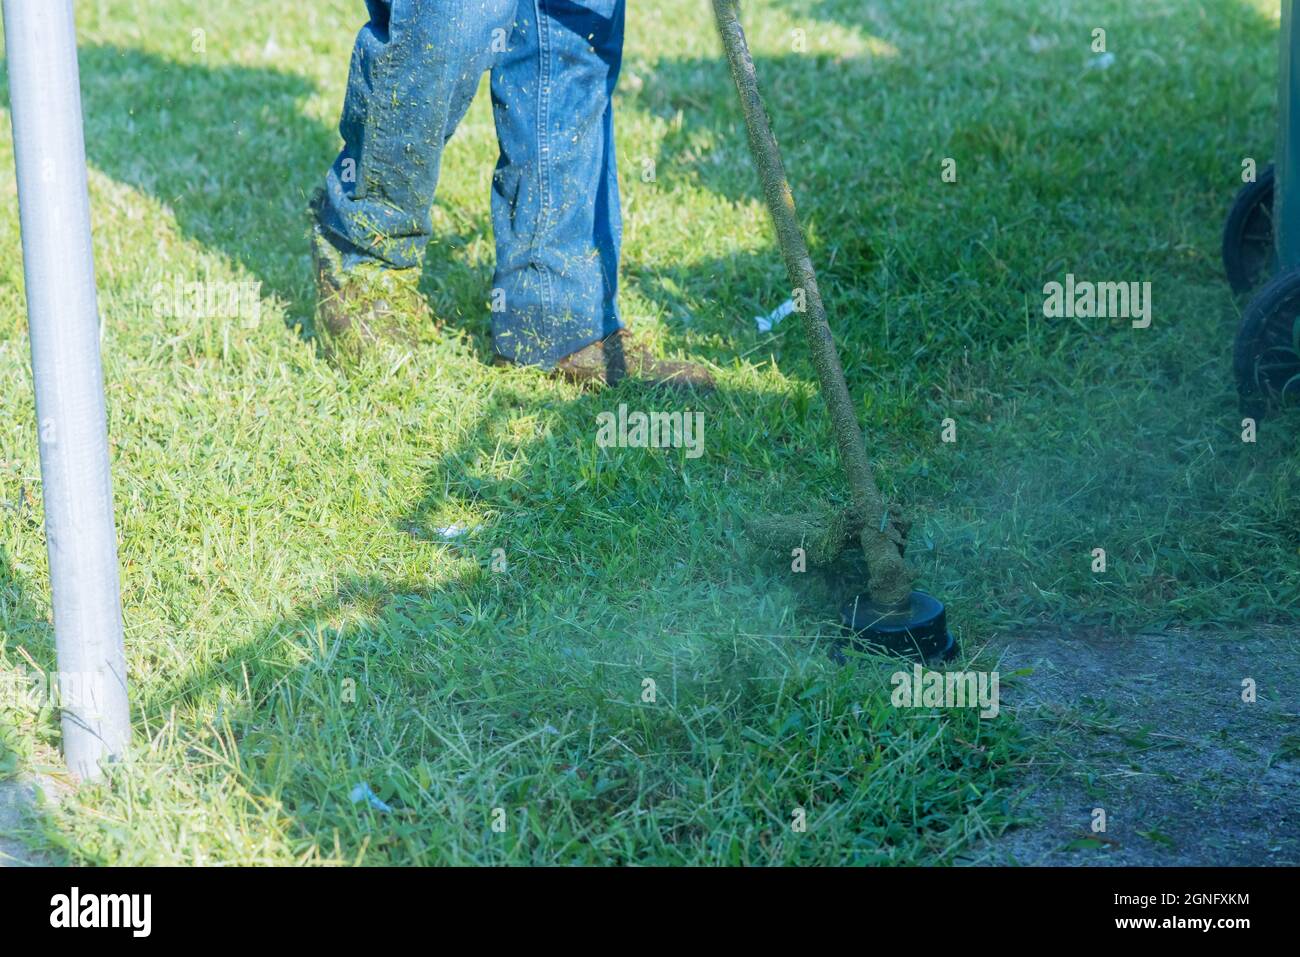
[
  {"x1": 1222, "y1": 163, "x2": 1276, "y2": 295},
  {"x1": 1234, "y1": 265, "x2": 1300, "y2": 421}
]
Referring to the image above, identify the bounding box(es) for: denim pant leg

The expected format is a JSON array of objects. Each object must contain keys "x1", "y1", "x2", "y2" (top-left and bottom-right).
[
  {"x1": 315, "y1": 0, "x2": 518, "y2": 269},
  {"x1": 489, "y1": 0, "x2": 625, "y2": 367}
]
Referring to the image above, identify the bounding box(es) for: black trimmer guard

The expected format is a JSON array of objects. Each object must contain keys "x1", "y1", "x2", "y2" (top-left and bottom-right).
[{"x1": 840, "y1": 591, "x2": 957, "y2": 664}]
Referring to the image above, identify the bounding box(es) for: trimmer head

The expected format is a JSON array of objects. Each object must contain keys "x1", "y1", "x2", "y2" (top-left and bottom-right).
[{"x1": 840, "y1": 590, "x2": 956, "y2": 663}]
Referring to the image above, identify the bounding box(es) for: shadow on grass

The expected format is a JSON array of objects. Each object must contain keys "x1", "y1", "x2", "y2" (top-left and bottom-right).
[
  {"x1": 0, "y1": 44, "x2": 497, "y2": 346},
  {"x1": 0, "y1": 546, "x2": 65, "y2": 865},
  {"x1": 58, "y1": 44, "x2": 900, "y2": 361},
  {"x1": 121, "y1": 372, "x2": 1007, "y2": 865}
]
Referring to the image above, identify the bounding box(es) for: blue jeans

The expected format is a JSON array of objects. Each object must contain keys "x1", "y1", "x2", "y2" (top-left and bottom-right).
[{"x1": 313, "y1": 0, "x2": 625, "y2": 367}]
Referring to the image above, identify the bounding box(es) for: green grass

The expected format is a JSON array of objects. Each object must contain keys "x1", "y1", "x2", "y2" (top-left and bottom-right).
[{"x1": 0, "y1": 0, "x2": 1296, "y2": 864}]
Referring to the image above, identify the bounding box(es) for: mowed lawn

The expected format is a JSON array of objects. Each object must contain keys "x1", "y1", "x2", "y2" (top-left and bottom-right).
[{"x1": 0, "y1": 0, "x2": 1295, "y2": 864}]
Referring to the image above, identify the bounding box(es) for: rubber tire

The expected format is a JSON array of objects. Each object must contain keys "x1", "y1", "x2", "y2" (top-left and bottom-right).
[
  {"x1": 1223, "y1": 164, "x2": 1276, "y2": 296},
  {"x1": 1234, "y1": 265, "x2": 1300, "y2": 421}
]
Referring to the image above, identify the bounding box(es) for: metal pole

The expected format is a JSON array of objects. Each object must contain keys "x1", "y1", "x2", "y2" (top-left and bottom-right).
[
  {"x1": 3, "y1": 0, "x2": 129, "y2": 780},
  {"x1": 1277, "y1": 0, "x2": 1300, "y2": 269}
]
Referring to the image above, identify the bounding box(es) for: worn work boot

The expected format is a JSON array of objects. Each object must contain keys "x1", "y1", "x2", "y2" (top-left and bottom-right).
[
  {"x1": 541, "y1": 329, "x2": 715, "y2": 390},
  {"x1": 309, "y1": 219, "x2": 434, "y2": 365}
]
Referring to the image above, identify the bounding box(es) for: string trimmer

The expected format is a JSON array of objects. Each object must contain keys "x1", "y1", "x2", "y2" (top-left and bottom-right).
[{"x1": 712, "y1": 0, "x2": 955, "y2": 662}]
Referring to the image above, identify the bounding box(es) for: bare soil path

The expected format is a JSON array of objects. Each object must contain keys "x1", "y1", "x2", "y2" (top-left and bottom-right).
[{"x1": 967, "y1": 627, "x2": 1300, "y2": 865}]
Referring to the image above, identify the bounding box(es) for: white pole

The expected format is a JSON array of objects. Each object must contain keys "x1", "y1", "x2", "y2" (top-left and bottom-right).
[{"x1": 3, "y1": 0, "x2": 130, "y2": 780}]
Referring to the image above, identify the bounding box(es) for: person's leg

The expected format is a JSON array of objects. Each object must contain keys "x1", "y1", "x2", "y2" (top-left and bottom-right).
[
  {"x1": 488, "y1": 0, "x2": 625, "y2": 367},
  {"x1": 314, "y1": 0, "x2": 519, "y2": 269}
]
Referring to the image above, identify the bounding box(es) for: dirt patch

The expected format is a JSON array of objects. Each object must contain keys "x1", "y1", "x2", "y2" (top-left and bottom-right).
[
  {"x1": 964, "y1": 626, "x2": 1300, "y2": 865},
  {"x1": 0, "y1": 779, "x2": 42, "y2": 866},
  {"x1": 0, "y1": 770, "x2": 64, "y2": 867}
]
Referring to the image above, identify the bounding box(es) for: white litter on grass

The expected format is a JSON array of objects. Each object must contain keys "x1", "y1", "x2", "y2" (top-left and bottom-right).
[
  {"x1": 434, "y1": 522, "x2": 482, "y2": 541},
  {"x1": 349, "y1": 782, "x2": 393, "y2": 813},
  {"x1": 1086, "y1": 52, "x2": 1116, "y2": 70},
  {"x1": 754, "y1": 298, "x2": 797, "y2": 333}
]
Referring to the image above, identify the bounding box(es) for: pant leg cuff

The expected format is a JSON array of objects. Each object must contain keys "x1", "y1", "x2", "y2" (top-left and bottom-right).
[{"x1": 494, "y1": 316, "x2": 623, "y2": 370}]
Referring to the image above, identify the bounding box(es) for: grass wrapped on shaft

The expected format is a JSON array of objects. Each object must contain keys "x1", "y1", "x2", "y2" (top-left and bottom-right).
[{"x1": 712, "y1": 0, "x2": 913, "y2": 605}]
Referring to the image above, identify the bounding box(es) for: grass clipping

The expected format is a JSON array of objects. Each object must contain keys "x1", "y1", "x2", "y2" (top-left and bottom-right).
[{"x1": 745, "y1": 506, "x2": 909, "y2": 568}]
